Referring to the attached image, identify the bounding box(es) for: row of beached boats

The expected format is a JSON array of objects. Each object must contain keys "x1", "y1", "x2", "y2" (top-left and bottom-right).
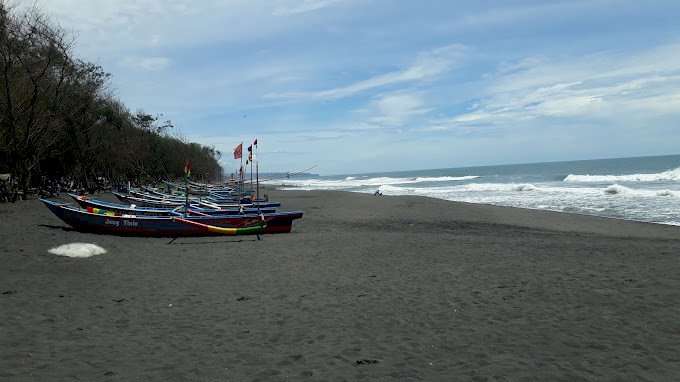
[{"x1": 40, "y1": 181, "x2": 303, "y2": 236}]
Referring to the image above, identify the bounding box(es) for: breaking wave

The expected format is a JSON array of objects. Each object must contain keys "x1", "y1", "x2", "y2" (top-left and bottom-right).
[
  {"x1": 264, "y1": 156, "x2": 680, "y2": 225},
  {"x1": 604, "y1": 184, "x2": 629, "y2": 195},
  {"x1": 375, "y1": 183, "x2": 679, "y2": 201},
  {"x1": 266, "y1": 175, "x2": 478, "y2": 190},
  {"x1": 564, "y1": 167, "x2": 680, "y2": 183}
]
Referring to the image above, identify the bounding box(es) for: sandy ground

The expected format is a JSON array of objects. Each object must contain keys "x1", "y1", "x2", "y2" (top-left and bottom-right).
[{"x1": 1, "y1": 189, "x2": 679, "y2": 381}]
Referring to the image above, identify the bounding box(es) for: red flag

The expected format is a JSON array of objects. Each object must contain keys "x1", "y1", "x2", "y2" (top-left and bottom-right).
[
  {"x1": 234, "y1": 143, "x2": 243, "y2": 159},
  {"x1": 184, "y1": 160, "x2": 191, "y2": 177}
]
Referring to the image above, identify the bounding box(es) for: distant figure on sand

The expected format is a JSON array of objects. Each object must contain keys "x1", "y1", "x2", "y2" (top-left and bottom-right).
[{"x1": 373, "y1": 190, "x2": 382, "y2": 196}]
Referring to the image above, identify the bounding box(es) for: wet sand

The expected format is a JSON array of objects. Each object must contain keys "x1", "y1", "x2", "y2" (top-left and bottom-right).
[{"x1": 1, "y1": 189, "x2": 679, "y2": 380}]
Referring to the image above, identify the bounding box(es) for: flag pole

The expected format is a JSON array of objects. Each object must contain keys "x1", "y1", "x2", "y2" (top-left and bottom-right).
[
  {"x1": 184, "y1": 160, "x2": 189, "y2": 217},
  {"x1": 255, "y1": 140, "x2": 259, "y2": 207},
  {"x1": 239, "y1": 141, "x2": 243, "y2": 196},
  {"x1": 249, "y1": 151, "x2": 253, "y2": 197}
]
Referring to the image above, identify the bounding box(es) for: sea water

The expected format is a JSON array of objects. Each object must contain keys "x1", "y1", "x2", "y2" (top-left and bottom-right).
[{"x1": 263, "y1": 155, "x2": 680, "y2": 226}]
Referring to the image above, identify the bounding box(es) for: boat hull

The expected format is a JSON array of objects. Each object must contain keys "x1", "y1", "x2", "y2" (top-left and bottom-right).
[{"x1": 41, "y1": 199, "x2": 303, "y2": 236}]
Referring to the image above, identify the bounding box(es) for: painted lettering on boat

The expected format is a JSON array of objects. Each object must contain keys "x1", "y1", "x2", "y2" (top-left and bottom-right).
[
  {"x1": 123, "y1": 220, "x2": 138, "y2": 227},
  {"x1": 105, "y1": 219, "x2": 119, "y2": 226}
]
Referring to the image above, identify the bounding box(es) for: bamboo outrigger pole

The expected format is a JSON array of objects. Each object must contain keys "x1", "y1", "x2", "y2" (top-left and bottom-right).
[
  {"x1": 184, "y1": 159, "x2": 190, "y2": 217},
  {"x1": 255, "y1": 141, "x2": 259, "y2": 208}
]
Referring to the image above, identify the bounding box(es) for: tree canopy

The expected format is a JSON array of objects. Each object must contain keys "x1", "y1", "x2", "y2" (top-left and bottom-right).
[{"x1": 0, "y1": 2, "x2": 222, "y2": 194}]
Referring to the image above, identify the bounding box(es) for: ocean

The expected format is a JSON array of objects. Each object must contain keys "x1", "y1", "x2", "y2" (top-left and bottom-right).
[{"x1": 263, "y1": 155, "x2": 680, "y2": 226}]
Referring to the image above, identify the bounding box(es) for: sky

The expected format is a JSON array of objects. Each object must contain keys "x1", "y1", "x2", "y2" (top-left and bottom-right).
[{"x1": 33, "y1": 0, "x2": 680, "y2": 175}]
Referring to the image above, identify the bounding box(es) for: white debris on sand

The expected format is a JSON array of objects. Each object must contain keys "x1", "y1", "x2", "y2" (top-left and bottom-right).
[{"x1": 48, "y1": 243, "x2": 107, "y2": 258}]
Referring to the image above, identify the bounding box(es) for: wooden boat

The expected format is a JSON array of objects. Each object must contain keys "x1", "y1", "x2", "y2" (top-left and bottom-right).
[
  {"x1": 164, "y1": 181, "x2": 232, "y2": 196},
  {"x1": 129, "y1": 189, "x2": 193, "y2": 202},
  {"x1": 113, "y1": 192, "x2": 191, "y2": 208},
  {"x1": 114, "y1": 191, "x2": 281, "y2": 209},
  {"x1": 173, "y1": 217, "x2": 265, "y2": 235},
  {"x1": 143, "y1": 186, "x2": 268, "y2": 205},
  {"x1": 69, "y1": 194, "x2": 277, "y2": 216},
  {"x1": 173, "y1": 217, "x2": 266, "y2": 235},
  {"x1": 41, "y1": 199, "x2": 303, "y2": 236}
]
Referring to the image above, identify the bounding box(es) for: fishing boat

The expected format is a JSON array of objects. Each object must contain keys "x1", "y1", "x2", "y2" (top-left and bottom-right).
[
  {"x1": 164, "y1": 181, "x2": 232, "y2": 196},
  {"x1": 41, "y1": 199, "x2": 303, "y2": 236},
  {"x1": 69, "y1": 194, "x2": 278, "y2": 216},
  {"x1": 113, "y1": 192, "x2": 186, "y2": 208},
  {"x1": 114, "y1": 191, "x2": 281, "y2": 209},
  {"x1": 151, "y1": 184, "x2": 268, "y2": 204},
  {"x1": 129, "y1": 189, "x2": 191, "y2": 202}
]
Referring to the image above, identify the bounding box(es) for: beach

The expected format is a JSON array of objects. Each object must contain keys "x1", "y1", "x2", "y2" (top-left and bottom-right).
[{"x1": 1, "y1": 189, "x2": 679, "y2": 381}]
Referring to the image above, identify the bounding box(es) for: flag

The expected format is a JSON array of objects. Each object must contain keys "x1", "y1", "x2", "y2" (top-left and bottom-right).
[
  {"x1": 233, "y1": 143, "x2": 243, "y2": 159},
  {"x1": 252, "y1": 139, "x2": 258, "y2": 161},
  {"x1": 184, "y1": 160, "x2": 191, "y2": 177},
  {"x1": 247, "y1": 145, "x2": 252, "y2": 161}
]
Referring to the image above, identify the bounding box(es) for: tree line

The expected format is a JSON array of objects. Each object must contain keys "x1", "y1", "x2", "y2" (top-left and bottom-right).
[{"x1": 0, "y1": 2, "x2": 222, "y2": 198}]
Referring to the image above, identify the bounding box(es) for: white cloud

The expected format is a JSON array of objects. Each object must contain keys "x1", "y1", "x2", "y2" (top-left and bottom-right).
[
  {"x1": 268, "y1": 44, "x2": 467, "y2": 100},
  {"x1": 120, "y1": 56, "x2": 171, "y2": 71},
  {"x1": 366, "y1": 91, "x2": 432, "y2": 127},
  {"x1": 26, "y1": 1, "x2": 680, "y2": 173},
  {"x1": 273, "y1": 0, "x2": 344, "y2": 15},
  {"x1": 35, "y1": 1, "x2": 297, "y2": 59},
  {"x1": 439, "y1": 43, "x2": 680, "y2": 129}
]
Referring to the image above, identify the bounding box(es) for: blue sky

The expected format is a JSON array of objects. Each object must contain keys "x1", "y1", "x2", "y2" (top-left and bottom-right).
[{"x1": 38, "y1": 0, "x2": 680, "y2": 175}]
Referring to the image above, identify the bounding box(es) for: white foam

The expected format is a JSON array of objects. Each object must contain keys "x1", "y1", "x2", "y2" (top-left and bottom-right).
[
  {"x1": 604, "y1": 184, "x2": 629, "y2": 195},
  {"x1": 512, "y1": 184, "x2": 537, "y2": 191},
  {"x1": 413, "y1": 175, "x2": 479, "y2": 182},
  {"x1": 440, "y1": 183, "x2": 545, "y2": 192},
  {"x1": 564, "y1": 167, "x2": 680, "y2": 183},
  {"x1": 379, "y1": 182, "x2": 678, "y2": 200},
  {"x1": 273, "y1": 171, "x2": 680, "y2": 225},
  {"x1": 265, "y1": 174, "x2": 478, "y2": 190},
  {"x1": 48, "y1": 243, "x2": 107, "y2": 258},
  {"x1": 601, "y1": 184, "x2": 679, "y2": 197}
]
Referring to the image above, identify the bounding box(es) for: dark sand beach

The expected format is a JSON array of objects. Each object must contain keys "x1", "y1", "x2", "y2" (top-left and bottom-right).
[{"x1": 1, "y1": 189, "x2": 679, "y2": 381}]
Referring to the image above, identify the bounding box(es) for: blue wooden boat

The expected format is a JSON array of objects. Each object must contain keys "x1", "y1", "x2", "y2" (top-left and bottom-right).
[
  {"x1": 165, "y1": 181, "x2": 271, "y2": 204},
  {"x1": 129, "y1": 189, "x2": 195, "y2": 202},
  {"x1": 41, "y1": 199, "x2": 303, "y2": 236},
  {"x1": 69, "y1": 194, "x2": 277, "y2": 216},
  {"x1": 143, "y1": 186, "x2": 269, "y2": 205},
  {"x1": 114, "y1": 191, "x2": 281, "y2": 209},
  {"x1": 113, "y1": 192, "x2": 186, "y2": 207}
]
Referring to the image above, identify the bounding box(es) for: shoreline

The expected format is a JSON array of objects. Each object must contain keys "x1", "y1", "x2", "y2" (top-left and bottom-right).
[
  {"x1": 272, "y1": 185, "x2": 680, "y2": 231},
  {"x1": 268, "y1": 187, "x2": 680, "y2": 239},
  {"x1": 1, "y1": 189, "x2": 679, "y2": 380}
]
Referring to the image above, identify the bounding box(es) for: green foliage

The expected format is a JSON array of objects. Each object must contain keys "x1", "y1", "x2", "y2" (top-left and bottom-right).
[{"x1": 0, "y1": 2, "x2": 222, "y2": 192}]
